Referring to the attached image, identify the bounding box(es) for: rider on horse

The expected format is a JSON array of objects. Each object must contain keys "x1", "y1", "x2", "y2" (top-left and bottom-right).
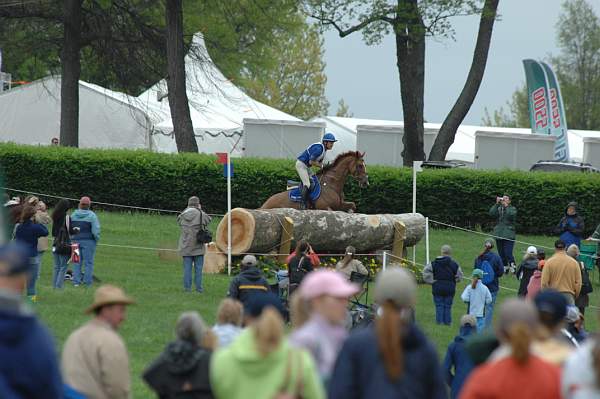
[{"x1": 295, "y1": 132, "x2": 337, "y2": 209}]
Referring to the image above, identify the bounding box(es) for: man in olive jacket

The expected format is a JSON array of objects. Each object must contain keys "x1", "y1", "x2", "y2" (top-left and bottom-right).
[{"x1": 489, "y1": 195, "x2": 517, "y2": 273}]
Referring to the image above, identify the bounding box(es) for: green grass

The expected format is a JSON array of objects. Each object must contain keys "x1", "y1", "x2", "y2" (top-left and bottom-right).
[{"x1": 32, "y1": 211, "x2": 600, "y2": 397}]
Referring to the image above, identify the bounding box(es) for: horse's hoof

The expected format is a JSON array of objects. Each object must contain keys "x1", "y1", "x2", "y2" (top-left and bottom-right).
[{"x1": 348, "y1": 209, "x2": 354, "y2": 213}]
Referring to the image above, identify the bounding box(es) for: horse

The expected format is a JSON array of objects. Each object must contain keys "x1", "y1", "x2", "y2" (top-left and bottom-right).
[{"x1": 261, "y1": 151, "x2": 369, "y2": 212}]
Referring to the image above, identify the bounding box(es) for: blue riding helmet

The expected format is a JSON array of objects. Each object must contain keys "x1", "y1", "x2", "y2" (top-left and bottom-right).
[{"x1": 322, "y1": 132, "x2": 337, "y2": 142}]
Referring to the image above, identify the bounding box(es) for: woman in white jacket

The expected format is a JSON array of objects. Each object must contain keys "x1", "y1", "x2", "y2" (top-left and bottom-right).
[{"x1": 461, "y1": 269, "x2": 492, "y2": 332}]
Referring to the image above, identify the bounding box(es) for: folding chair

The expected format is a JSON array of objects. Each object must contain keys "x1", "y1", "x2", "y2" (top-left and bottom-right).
[{"x1": 349, "y1": 271, "x2": 370, "y2": 307}]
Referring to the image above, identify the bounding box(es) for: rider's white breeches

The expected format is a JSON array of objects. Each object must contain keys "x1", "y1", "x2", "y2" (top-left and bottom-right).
[{"x1": 295, "y1": 160, "x2": 311, "y2": 188}]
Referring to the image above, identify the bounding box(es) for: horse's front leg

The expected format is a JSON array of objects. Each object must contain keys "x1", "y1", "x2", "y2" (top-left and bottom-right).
[{"x1": 339, "y1": 201, "x2": 356, "y2": 213}]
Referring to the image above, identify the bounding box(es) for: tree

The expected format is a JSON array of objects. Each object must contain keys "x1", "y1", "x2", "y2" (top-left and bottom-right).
[
  {"x1": 484, "y1": 0, "x2": 600, "y2": 131},
  {"x1": 239, "y1": 21, "x2": 329, "y2": 120},
  {"x1": 336, "y1": 98, "x2": 353, "y2": 117},
  {"x1": 164, "y1": 0, "x2": 197, "y2": 152},
  {"x1": 305, "y1": 0, "x2": 490, "y2": 166},
  {"x1": 428, "y1": 0, "x2": 499, "y2": 161}
]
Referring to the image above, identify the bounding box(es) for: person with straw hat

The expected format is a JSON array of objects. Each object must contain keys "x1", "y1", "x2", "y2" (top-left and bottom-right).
[{"x1": 62, "y1": 284, "x2": 135, "y2": 399}]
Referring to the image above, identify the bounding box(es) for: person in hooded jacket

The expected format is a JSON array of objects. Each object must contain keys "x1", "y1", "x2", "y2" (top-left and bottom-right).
[
  {"x1": 178, "y1": 196, "x2": 211, "y2": 293},
  {"x1": 526, "y1": 262, "x2": 543, "y2": 301},
  {"x1": 143, "y1": 311, "x2": 214, "y2": 399},
  {"x1": 328, "y1": 268, "x2": 447, "y2": 399},
  {"x1": 0, "y1": 242, "x2": 62, "y2": 399},
  {"x1": 430, "y1": 245, "x2": 462, "y2": 325},
  {"x1": 71, "y1": 196, "x2": 101, "y2": 287},
  {"x1": 473, "y1": 239, "x2": 504, "y2": 329},
  {"x1": 227, "y1": 255, "x2": 269, "y2": 308},
  {"x1": 517, "y1": 246, "x2": 539, "y2": 297},
  {"x1": 442, "y1": 314, "x2": 476, "y2": 399},
  {"x1": 555, "y1": 202, "x2": 584, "y2": 249}
]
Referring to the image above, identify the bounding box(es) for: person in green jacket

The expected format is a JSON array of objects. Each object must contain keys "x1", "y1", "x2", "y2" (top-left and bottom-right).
[
  {"x1": 489, "y1": 195, "x2": 517, "y2": 273},
  {"x1": 210, "y1": 293, "x2": 325, "y2": 399}
]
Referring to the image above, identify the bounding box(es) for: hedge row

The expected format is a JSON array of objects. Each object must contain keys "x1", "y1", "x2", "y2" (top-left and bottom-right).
[{"x1": 1, "y1": 143, "x2": 600, "y2": 235}]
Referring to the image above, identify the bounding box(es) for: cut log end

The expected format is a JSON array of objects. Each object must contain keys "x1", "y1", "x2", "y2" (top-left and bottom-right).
[{"x1": 215, "y1": 208, "x2": 256, "y2": 254}]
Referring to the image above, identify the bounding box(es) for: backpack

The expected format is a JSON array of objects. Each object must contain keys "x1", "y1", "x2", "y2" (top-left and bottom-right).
[
  {"x1": 580, "y1": 262, "x2": 594, "y2": 296},
  {"x1": 479, "y1": 259, "x2": 495, "y2": 285}
]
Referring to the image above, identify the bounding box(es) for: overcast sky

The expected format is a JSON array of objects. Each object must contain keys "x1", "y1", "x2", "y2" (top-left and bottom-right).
[{"x1": 322, "y1": 0, "x2": 600, "y2": 124}]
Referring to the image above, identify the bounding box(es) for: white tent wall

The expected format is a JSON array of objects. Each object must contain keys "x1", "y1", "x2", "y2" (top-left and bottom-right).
[
  {"x1": 355, "y1": 125, "x2": 437, "y2": 166},
  {"x1": 583, "y1": 137, "x2": 600, "y2": 168},
  {"x1": 0, "y1": 76, "x2": 151, "y2": 149},
  {"x1": 243, "y1": 119, "x2": 324, "y2": 159},
  {"x1": 474, "y1": 131, "x2": 556, "y2": 170}
]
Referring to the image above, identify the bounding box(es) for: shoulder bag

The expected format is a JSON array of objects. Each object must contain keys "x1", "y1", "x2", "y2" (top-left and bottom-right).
[{"x1": 196, "y1": 211, "x2": 212, "y2": 244}]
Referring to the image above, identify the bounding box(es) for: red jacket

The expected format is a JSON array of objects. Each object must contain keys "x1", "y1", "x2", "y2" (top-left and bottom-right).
[{"x1": 460, "y1": 355, "x2": 561, "y2": 399}]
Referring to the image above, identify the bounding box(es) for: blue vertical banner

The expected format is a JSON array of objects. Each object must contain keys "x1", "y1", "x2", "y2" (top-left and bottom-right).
[{"x1": 223, "y1": 162, "x2": 234, "y2": 177}]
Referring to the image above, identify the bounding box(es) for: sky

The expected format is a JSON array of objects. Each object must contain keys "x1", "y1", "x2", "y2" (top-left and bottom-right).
[{"x1": 322, "y1": 0, "x2": 600, "y2": 125}]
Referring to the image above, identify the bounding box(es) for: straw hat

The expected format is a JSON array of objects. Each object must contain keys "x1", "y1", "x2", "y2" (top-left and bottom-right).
[{"x1": 85, "y1": 284, "x2": 135, "y2": 314}]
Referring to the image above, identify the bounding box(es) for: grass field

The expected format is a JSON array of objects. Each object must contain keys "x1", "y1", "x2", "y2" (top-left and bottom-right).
[{"x1": 32, "y1": 211, "x2": 600, "y2": 397}]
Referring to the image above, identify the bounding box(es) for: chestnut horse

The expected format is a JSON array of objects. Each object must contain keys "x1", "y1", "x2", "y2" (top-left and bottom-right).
[{"x1": 261, "y1": 151, "x2": 369, "y2": 212}]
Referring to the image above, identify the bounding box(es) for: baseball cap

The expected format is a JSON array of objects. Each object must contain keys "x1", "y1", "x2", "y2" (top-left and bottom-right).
[
  {"x1": 526, "y1": 246, "x2": 537, "y2": 255},
  {"x1": 241, "y1": 255, "x2": 257, "y2": 267},
  {"x1": 534, "y1": 289, "x2": 567, "y2": 325},
  {"x1": 79, "y1": 196, "x2": 91, "y2": 205},
  {"x1": 484, "y1": 239, "x2": 494, "y2": 249},
  {"x1": 460, "y1": 314, "x2": 477, "y2": 327},
  {"x1": 299, "y1": 269, "x2": 359, "y2": 300},
  {"x1": 565, "y1": 306, "x2": 581, "y2": 323},
  {"x1": 374, "y1": 267, "x2": 417, "y2": 308},
  {"x1": 472, "y1": 269, "x2": 484, "y2": 279}
]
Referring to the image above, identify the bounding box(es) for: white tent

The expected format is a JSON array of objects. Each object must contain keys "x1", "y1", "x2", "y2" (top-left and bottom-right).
[
  {"x1": 135, "y1": 33, "x2": 300, "y2": 154},
  {"x1": 0, "y1": 76, "x2": 152, "y2": 149}
]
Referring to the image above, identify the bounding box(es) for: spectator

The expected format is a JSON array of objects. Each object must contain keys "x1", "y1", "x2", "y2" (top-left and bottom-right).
[
  {"x1": 429, "y1": 244, "x2": 462, "y2": 326},
  {"x1": 71, "y1": 196, "x2": 101, "y2": 287},
  {"x1": 564, "y1": 307, "x2": 586, "y2": 344},
  {"x1": 143, "y1": 311, "x2": 214, "y2": 399},
  {"x1": 328, "y1": 268, "x2": 447, "y2": 399},
  {"x1": 489, "y1": 194, "x2": 517, "y2": 273},
  {"x1": 211, "y1": 293, "x2": 324, "y2": 399},
  {"x1": 537, "y1": 248, "x2": 546, "y2": 269},
  {"x1": 212, "y1": 298, "x2": 243, "y2": 348},
  {"x1": 442, "y1": 315, "x2": 476, "y2": 399},
  {"x1": 51, "y1": 199, "x2": 78, "y2": 289},
  {"x1": 227, "y1": 255, "x2": 269, "y2": 308},
  {"x1": 14, "y1": 205, "x2": 48, "y2": 302},
  {"x1": 473, "y1": 239, "x2": 504, "y2": 329},
  {"x1": 461, "y1": 269, "x2": 492, "y2": 332},
  {"x1": 460, "y1": 299, "x2": 561, "y2": 399},
  {"x1": 288, "y1": 240, "x2": 315, "y2": 288},
  {"x1": 567, "y1": 244, "x2": 593, "y2": 315},
  {"x1": 290, "y1": 269, "x2": 359, "y2": 383},
  {"x1": 8, "y1": 195, "x2": 38, "y2": 231},
  {"x1": 526, "y1": 261, "x2": 543, "y2": 301},
  {"x1": 0, "y1": 243, "x2": 62, "y2": 398},
  {"x1": 533, "y1": 290, "x2": 575, "y2": 366},
  {"x1": 555, "y1": 202, "x2": 584, "y2": 249},
  {"x1": 62, "y1": 284, "x2": 135, "y2": 399},
  {"x1": 34, "y1": 200, "x2": 51, "y2": 264},
  {"x1": 286, "y1": 240, "x2": 320, "y2": 268},
  {"x1": 541, "y1": 239, "x2": 582, "y2": 306},
  {"x1": 335, "y1": 245, "x2": 368, "y2": 279},
  {"x1": 562, "y1": 326, "x2": 600, "y2": 397},
  {"x1": 516, "y1": 246, "x2": 539, "y2": 297},
  {"x1": 177, "y1": 196, "x2": 211, "y2": 293}
]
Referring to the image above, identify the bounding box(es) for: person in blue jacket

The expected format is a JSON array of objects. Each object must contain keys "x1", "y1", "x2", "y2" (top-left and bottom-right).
[
  {"x1": 296, "y1": 133, "x2": 337, "y2": 209},
  {"x1": 328, "y1": 268, "x2": 447, "y2": 399},
  {"x1": 71, "y1": 196, "x2": 101, "y2": 287},
  {"x1": 555, "y1": 202, "x2": 584, "y2": 249},
  {"x1": 431, "y1": 244, "x2": 462, "y2": 326},
  {"x1": 14, "y1": 205, "x2": 49, "y2": 302},
  {"x1": 473, "y1": 239, "x2": 504, "y2": 329},
  {"x1": 0, "y1": 242, "x2": 63, "y2": 399},
  {"x1": 443, "y1": 315, "x2": 476, "y2": 399}
]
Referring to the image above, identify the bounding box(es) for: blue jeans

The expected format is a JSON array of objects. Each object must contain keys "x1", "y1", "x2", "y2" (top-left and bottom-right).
[
  {"x1": 26, "y1": 255, "x2": 42, "y2": 296},
  {"x1": 52, "y1": 252, "x2": 70, "y2": 289},
  {"x1": 476, "y1": 317, "x2": 486, "y2": 332},
  {"x1": 73, "y1": 239, "x2": 97, "y2": 286},
  {"x1": 496, "y1": 238, "x2": 515, "y2": 267},
  {"x1": 433, "y1": 295, "x2": 453, "y2": 325},
  {"x1": 183, "y1": 255, "x2": 204, "y2": 292},
  {"x1": 485, "y1": 291, "x2": 498, "y2": 329}
]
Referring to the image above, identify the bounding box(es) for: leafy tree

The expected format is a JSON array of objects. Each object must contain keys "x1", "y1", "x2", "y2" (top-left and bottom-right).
[
  {"x1": 238, "y1": 20, "x2": 329, "y2": 120},
  {"x1": 481, "y1": 84, "x2": 528, "y2": 127},
  {"x1": 336, "y1": 98, "x2": 354, "y2": 117}
]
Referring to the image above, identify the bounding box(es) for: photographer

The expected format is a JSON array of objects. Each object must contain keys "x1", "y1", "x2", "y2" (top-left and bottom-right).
[
  {"x1": 288, "y1": 240, "x2": 314, "y2": 289},
  {"x1": 489, "y1": 195, "x2": 517, "y2": 273}
]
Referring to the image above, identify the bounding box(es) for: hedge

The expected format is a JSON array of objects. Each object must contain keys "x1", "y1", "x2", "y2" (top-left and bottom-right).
[{"x1": 1, "y1": 143, "x2": 600, "y2": 236}]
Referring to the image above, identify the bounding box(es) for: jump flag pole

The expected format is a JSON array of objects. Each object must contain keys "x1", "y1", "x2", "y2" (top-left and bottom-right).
[{"x1": 227, "y1": 135, "x2": 243, "y2": 276}]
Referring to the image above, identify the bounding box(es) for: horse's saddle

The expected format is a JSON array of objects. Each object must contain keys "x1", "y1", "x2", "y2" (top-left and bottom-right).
[{"x1": 288, "y1": 175, "x2": 321, "y2": 203}]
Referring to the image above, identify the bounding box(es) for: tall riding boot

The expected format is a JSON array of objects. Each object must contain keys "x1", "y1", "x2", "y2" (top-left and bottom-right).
[{"x1": 300, "y1": 186, "x2": 309, "y2": 210}]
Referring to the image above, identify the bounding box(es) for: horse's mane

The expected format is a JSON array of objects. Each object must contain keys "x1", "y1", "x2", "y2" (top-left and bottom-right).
[{"x1": 318, "y1": 151, "x2": 363, "y2": 175}]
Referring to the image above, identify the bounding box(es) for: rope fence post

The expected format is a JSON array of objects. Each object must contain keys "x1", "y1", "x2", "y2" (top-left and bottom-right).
[{"x1": 425, "y1": 216, "x2": 430, "y2": 265}]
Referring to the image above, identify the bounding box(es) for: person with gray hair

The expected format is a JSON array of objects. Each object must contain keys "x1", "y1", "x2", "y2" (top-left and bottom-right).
[
  {"x1": 143, "y1": 311, "x2": 214, "y2": 398},
  {"x1": 177, "y1": 196, "x2": 211, "y2": 293},
  {"x1": 227, "y1": 255, "x2": 270, "y2": 308},
  {"x1": 430, "y1": 244, "x2": 462, "y2": 325}
]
